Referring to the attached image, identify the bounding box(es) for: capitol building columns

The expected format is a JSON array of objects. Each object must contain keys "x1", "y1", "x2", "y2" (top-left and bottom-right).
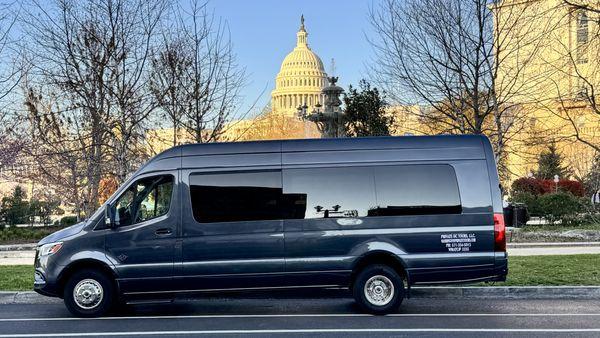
[{"x1": 273, "y1": 93, "x2": 324, "y2": 111}]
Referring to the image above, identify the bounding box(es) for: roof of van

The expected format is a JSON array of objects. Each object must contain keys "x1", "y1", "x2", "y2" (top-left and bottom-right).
[{"x1": 151, "y1": 134, "x2": 488, "y2": 161}]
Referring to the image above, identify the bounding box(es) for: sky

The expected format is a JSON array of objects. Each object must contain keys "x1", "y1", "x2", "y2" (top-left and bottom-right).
[{"x1": 206, "y1": 0, "x2": 378, "y2": 117}]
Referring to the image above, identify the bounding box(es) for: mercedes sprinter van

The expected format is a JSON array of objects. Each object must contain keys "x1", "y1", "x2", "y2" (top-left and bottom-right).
[{"x1": 34, "y1": 135, "x2": 507, "y2": 317}]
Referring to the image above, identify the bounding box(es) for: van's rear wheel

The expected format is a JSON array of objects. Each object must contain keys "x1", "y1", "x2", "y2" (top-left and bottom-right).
[
  {"x1": 63, "y1": 269, "x2": 115, "y2": 317},
  {"x1": 352, "y1": 264, "x2": 404, "y2": 314}
]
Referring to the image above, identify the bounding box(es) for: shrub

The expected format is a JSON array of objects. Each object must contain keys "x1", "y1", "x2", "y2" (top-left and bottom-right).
[
  {"x1": 511, "y1": 178, "x2": 545, "y2": 196},
  {"x1": 557, "y1": 180, "x2": 585, "y2": 197},
  {"x1": 60, "y1": 216, "x2": 78, "y2": 226},
  {"x1": 0, "y1": 226, "x2": 62, "y2": 244},
  {"x1": 539, "y1": 180, "x2": 555, "y2": 194},
  {"x1": 538, "y1": 179, "x2": 585, "y2": 197},
  {"x1": 512, "y1": 177, "x2": 586, "y2": 198},
  {"x1": 511, "y1": 176, "x2": 587, "y2": 221},
  {"x1": 537, "y1": 192, "x2": 584, "y2": 225},
  {"x1": 509, "y1": 192, "x2": 541, "y2": 216}
]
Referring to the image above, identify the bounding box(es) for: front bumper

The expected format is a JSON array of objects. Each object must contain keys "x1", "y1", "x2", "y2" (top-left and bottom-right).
[
  {"x1": 33, "y1": 248, "x2": 61, "y2": 298},
  {"x1": 33, "y1": 269, "x2": 60, "y2": 297}
]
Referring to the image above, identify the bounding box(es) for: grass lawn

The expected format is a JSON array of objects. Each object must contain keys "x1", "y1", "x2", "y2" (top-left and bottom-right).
[
  {"x1": 493, "y1": 254, "x2": 600, "y2": 286},
  {"x1": 0, "y1": 265, "x2": 34, "y2": 291},
  {"x1": 1, "y1": 255, "x2": 600, "y2": 291}
]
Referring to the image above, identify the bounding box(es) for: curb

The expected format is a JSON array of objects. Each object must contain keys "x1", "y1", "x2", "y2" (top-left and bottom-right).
[
  {"x1": 410, "y1": 286, "x2": 600, "y2": 299},
  {"x1": 0, "y1": 291, "x2": 60, "y2": 304},
  {"x1": 3, "y1": 286, "x2": 600, "y2": 305}
]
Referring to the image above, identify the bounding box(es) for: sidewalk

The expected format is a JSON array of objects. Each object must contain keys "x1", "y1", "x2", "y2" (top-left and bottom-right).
[
  {"x1": 3, "y1": 242, "x2": 600, "y2": 266},
  {"x1": 0, "y1": 250, "x2": 35, "y2": 265},
  {"x1": 508, "y1": 242, "x2": 600, "y2": 256}
]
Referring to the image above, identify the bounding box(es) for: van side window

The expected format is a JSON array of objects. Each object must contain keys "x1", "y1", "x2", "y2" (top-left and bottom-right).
[
  {"x1": 190, "y1": 171, "x2": 282, "y2": 223},
  {"x1": 371, "y1": 165, "x2": 461, "y2": 216},
  {"x1": 114, "y1": 175, "x2": 174, "y2": 227},
  {"x1": 282, "y1": 167, "x2": 376, "y2": 219}
]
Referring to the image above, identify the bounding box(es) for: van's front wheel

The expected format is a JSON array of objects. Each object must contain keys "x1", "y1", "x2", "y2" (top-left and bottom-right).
[
  {"x1": 352, "y1": 264, "x2": 404, "y2": 314},
  {"x1": 63, "y1": 269, "x2": 115, "y2": 317}
]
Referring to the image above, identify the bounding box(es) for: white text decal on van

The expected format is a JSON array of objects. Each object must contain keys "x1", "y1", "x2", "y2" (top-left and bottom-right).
[{"x1": 440, "y1": 233, "x2": 476, "y2": 252}]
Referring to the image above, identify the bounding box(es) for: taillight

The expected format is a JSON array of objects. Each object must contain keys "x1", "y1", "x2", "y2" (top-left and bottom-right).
[{"x1": 494, "y1": 213, "x2": 506, "y2": 252}]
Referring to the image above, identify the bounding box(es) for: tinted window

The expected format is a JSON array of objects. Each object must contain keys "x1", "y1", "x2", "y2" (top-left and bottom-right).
[
  {"x1": 282, "y1": 167, "x2": 376, "y2": 219},
  {"x1": 114, "y1": 175, "x2": 174, "y2": 227},
  {"x1": 371, "y1": 165, "x2": 461, "y2": 216},
  {"x1": 190, "y1": 171, "x2": 282, "y2": 223}
]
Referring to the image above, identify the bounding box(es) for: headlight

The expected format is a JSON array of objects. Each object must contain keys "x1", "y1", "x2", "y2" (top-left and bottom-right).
[{"x1": 39, "y1": 242, "x2": 63, "y2": 256}]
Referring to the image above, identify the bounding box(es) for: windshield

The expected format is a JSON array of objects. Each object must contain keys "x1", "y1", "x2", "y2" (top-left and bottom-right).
[
  {"x1": 88, "y1": 204, "x2": 106, "y2": 223},
  {"x1": 84, "y1": 164, "x2": 148, "y2": 222}
]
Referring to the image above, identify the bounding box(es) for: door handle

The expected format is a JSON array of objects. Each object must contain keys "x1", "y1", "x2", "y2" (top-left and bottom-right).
[{"x1": 155, "y1": 228, "x2": 172, "y2": 236}]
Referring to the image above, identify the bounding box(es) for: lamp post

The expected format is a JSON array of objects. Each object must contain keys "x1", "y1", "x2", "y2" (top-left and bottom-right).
[
  {"x1": 297, "y1": 76, "x2": 346, "y2": 138},
  {"x1": 553, "y1": 174, "x2": 559, "y2": 192}
]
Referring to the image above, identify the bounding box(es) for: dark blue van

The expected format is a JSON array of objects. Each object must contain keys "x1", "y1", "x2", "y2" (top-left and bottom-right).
[{"x1": 34, "y1": 135, "x2": 507, "y2": 317}]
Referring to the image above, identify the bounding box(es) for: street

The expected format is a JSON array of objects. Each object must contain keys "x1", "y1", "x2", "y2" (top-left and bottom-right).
[{"x1": 1, "y1": 291, "x2": 600, "y2": 337}]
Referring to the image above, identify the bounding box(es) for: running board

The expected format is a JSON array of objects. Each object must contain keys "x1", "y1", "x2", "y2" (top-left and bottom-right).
[{"x1": 126, "y1": 299, "x2": 173, "y2": 305}]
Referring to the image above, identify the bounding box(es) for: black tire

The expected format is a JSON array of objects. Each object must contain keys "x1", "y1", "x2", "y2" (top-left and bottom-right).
[
  {"x1": 63, "y1": 269, "x2": 115, "y2": 317},
  {"x1": 352, "y1": 264, "x2": 405, "y2": 315}
]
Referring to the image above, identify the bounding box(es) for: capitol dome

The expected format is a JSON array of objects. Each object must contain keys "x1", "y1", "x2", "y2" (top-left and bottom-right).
[{"x1": 271, "y1": 16, "x2": 328, "y2": 116}]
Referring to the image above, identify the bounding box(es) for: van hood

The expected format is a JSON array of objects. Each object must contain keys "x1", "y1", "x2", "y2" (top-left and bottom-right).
[{"x1": 38, "y1": 221, "x2": 86, "y2": 245}]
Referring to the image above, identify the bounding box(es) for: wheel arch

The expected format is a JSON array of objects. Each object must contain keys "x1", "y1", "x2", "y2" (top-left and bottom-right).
[
  {"x1": 56, "y1": 259, "x2": 119, "y2": 298},
  {"x1": 350, "y1": 251, "x2": 410, "y2": 288}
]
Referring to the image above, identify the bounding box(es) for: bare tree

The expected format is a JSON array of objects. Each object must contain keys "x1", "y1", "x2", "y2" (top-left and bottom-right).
[
  {"x1": 564, "y1": 0, "x2": 600, "y2": 15},
  {"x1": 99, "y1": 0, "x2": 169, "y2": 182},
  {"x1": 21, "y1": 0, "x2": 114, "y2": 215},
  {"x1": 177, "y1": 0, "x2": 246, "y2": 143},
  {"x1": 19, "y1": 0, "x2": 169, "y2": 214},
  {"x1": 545, "y1": 1, "x2": 600, "y2": 153},
  {"x1": 0, "y1": 1, "x2": 20, "y2": 104},
  {"x1": 23, "y1": 86, "x2": 90, "y2": 220},
  {"x1": 149, "y1": 36, "x2": 193, "y2": 147},
  {"x1": 368, "y1": 0, "x2": 553, "y2": 179},
  {"x1": 0, "y1": 1, "x2": 23, "y2": 171}
]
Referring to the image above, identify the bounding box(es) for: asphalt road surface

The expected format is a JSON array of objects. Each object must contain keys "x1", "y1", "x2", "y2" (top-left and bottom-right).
[{"x1": 1, "y1": 290, "x2": 600, "y2": 337}]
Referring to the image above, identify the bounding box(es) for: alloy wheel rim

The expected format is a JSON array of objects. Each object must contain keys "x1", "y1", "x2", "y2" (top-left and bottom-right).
[
  {"x1": 73, "y1": 278, "x2": 103, "y2": 310},
  {"x1": 364, "y1": 275, "x2": 394, "y2": 306}
]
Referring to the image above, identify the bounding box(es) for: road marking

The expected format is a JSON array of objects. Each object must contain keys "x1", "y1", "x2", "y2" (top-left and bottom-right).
[
  {"x1": 2, "y1": 313, "x2": 600, "y2": 322},
  {"x1": 2, "y1": 328, "x2": 600, "y2": 337}
]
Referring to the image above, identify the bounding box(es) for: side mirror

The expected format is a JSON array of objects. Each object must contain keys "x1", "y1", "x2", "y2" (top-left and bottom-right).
[{"x1": 104, "y1": 205, "x2": 117, "y2": 229}]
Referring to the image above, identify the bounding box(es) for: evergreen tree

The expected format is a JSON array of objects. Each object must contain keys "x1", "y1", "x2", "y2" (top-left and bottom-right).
[
  {"x1": 343, "y1": 80, "x2": 394, "y2": 137},
  {"x1": 0, "y1": 186, "x2": 29, "y2": 225},
  {"x1": 29, "y1": 199, "x2": 61, "y2": 225},
  {"x1": 535, "y1": 143, "x2": 571, "y2": 180}
]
